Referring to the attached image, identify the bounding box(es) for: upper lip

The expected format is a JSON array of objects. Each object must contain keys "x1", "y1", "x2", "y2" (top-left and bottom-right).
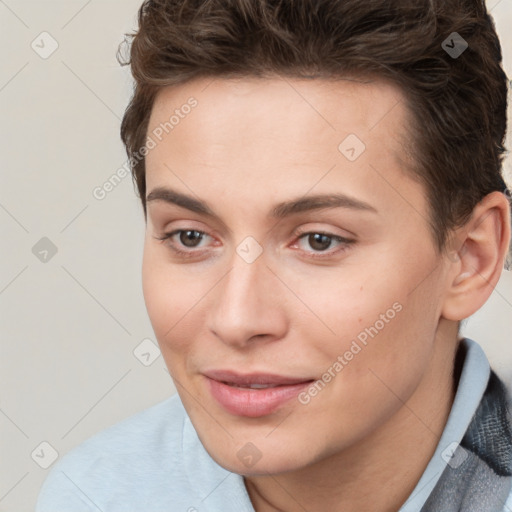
[{"x1": 203, "y1": 369, "x2": 314, "y2": 386}]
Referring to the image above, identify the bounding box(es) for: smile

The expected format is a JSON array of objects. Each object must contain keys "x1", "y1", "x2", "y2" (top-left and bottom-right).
[{"x1": 203, "y1": 370, "x2": 315, "y2": 417}]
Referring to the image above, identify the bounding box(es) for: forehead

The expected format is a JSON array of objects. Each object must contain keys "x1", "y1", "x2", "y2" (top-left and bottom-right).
[
  {"x1": 144, "y1": 75, "x2": 424, "y2": 222},
  {"x1": 148, "y1": 75, "x2": 410, "y2": 144}
]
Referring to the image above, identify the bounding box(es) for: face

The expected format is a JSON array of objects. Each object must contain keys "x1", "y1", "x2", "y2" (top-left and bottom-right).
[{"x1": 142, "y1": 76, "x2": 452, "y2": 475}]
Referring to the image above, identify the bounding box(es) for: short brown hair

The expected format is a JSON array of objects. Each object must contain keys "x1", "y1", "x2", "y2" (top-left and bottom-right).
[{"x1": 118, "y1": 0, "x2": 509, "y2": 250}]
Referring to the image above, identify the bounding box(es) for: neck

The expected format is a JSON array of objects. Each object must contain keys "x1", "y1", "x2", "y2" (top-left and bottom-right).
[{"x1": 245, "y1": 324, "x2": 461, "y2": 512}]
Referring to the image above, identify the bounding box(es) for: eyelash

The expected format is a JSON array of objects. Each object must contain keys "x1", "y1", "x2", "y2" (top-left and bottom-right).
[{"x1": 155, "y1": 228, "x2": 355, "y2": 261}]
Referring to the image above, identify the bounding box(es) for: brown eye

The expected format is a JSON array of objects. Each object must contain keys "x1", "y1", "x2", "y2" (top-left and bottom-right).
[
  {"x1": 155, "y1": 229, "x2": 212, "y2": 256},
  {"x1": 179, "y1": 230, "x2": 204, "y2": 248},
  {"x1": 294, "y1": 231, "x2": 355, "y2": 260},
  {"x1": 307, "y1": 233, "x2": 334, "y2": 251}
]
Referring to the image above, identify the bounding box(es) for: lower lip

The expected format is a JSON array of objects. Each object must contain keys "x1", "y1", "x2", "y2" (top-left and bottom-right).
[{"x1": 206, "y1": 377, "x2": 313, "y2": 417}]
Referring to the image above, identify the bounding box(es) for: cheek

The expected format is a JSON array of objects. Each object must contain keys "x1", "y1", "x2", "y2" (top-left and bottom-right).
[
  {"x1": 300, "y1": 251, "x2": 441, "y2": 385},
  {"x1": 292, "y1": 282, "x2": 439, "y2": 450},
  {"x1": 141, "y1": 245, "x2": 202, "y2": 354},
  {"x1": 142, "y1": 247, "x2": 171, "y2": 334},
  {"x1": 342, "y1": 302, "x2": 428, "y2": 384}
]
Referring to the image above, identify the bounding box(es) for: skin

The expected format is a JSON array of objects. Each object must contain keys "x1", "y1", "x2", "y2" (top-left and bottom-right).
[{"x1": 141, "y1": 76, "x2": 510, "y2": 511}]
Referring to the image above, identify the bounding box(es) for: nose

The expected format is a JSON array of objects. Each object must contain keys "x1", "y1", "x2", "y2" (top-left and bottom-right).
[{"x1": 207, "y1": 249, "x2": 288, "y2": 349}]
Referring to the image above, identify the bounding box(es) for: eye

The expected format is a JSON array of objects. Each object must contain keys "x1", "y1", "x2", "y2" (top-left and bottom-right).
[
  {"x1": 154, "y1": 228, "x2": 355, "y2": 261},
  {"x1": 173, "y1": 229, "x2": 207, "y2": 248},
  {"x1": 294, "y1": 231, "x2": 354, "y2": 258},
  {"x1": 155, "y1": 229, "x2": 213, "y2": 256}
]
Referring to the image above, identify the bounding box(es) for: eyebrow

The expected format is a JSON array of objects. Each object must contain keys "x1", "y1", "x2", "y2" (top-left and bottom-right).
[{"x1": 146, "y1": 186, "x2": 378, "y2": 219}]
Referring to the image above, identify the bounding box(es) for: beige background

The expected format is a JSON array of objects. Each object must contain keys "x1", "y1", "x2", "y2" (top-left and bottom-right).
[{"x1": 0, "y1": 1, "x2": 511, "y2": 511}]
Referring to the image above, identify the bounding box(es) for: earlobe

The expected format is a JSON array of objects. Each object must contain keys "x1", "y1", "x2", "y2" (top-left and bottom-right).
[{"x1": 442, "y1": 191, "x2": 511, "y2": 321}]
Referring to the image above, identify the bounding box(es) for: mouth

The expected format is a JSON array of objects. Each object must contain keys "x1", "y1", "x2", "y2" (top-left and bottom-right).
[
  {"x1": 221, "y1": 382, "x2": 294, "y2": 389},
  {"x1": 203, "y1": 370, "x2": 315, "y2": 417}
]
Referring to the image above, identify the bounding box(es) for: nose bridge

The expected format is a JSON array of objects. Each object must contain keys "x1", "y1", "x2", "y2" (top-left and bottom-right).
[{"x1": 208, "y1": 248, "x2": 286, "y2": 346}]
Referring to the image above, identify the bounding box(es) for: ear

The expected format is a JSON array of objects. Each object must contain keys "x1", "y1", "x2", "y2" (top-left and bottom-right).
[{"x1": 442, "y1": 191, "x2": 511, "y2": 321}]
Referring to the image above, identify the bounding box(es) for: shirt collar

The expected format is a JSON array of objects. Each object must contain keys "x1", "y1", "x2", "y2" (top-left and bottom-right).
[{"x1": 399, "y1": 337, "x2": 490, "y2": 511}]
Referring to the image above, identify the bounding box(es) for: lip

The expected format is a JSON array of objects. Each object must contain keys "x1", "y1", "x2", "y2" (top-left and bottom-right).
[{"x1": 203, "y1": 370, "x2": 314, "y2": 417}]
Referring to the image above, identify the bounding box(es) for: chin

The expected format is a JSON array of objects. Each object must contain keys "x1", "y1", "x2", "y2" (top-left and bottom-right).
[
  {"x1": 198, "y1": 433, "x2": 317, "y2": 477},
  {"x1": 216, "y1": 453, "x2": 304, "y2": 477}
]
